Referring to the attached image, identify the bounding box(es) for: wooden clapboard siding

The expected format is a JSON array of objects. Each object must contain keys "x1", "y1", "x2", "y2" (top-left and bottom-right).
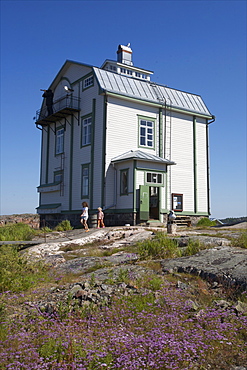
[
  {"x1": 196, "y1": 120, "x2": 208, "y2": 213},
  {"x1": 170, "y1": 112, "x2": 194, "y2": 212}
]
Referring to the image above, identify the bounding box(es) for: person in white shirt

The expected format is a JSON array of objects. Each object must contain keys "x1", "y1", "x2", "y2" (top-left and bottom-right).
[{"x1": 80, "y1": 202, "x2": 89, "y2": 232}]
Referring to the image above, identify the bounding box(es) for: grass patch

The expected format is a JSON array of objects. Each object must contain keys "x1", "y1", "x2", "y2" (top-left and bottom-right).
[
  {"x1": 0, "y1": 223, "x2": 36, "y2": 241},
  {"x1": 0, "y1": 246, "x2": 50, "y2": 293},
  {"x1": 54, "y1": 220, "x2": 73, "y2": 231},
  {"x1": 196, "y1": 217, "x2": 217, "y2": 227},
  {"x1": 182, "y1": 239, "x2": 202, "y2": 256},
  {"x1": 137, "y1": 232, "x2": 181, "y2": 260},
  {"x1": 230, "y1": 231, "x2": 247, "y2": 248}
]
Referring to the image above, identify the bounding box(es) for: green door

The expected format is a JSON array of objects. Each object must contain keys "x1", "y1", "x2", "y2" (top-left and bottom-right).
[{"x1": 139, "y1": 185, "x2": 149, "y2": 220}]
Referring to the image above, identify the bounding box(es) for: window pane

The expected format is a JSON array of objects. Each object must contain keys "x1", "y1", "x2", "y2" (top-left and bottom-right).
[
  {"x1": 56, "y1": 128, "x2": 64, "y2": 154},
  {"x1": 121, "y1": 170, "x2": 128, "y2": 195},
  {"x1": 82, "y1": 117, "x2": 91, "y2": 145},
  {"x1": 139, "y1": 119, "x2": 154, "y2": 148},
  {"x1": 147, "y1": 172, "x2": 162, "y2": 184},
  {"x1": 82, "y1": 167, "x2": 89, "y2": 196},
  {"x1": 140, "y1": 137, "x2": 145, "y2": 145}
]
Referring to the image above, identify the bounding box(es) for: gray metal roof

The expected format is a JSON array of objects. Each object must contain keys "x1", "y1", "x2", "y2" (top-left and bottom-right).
[
  {"x1": 93, "y1": 67, "x2": 212, "y2": 117},
  {"x1": 111, "y1": 150, "x2": 176, "y2": 165}
]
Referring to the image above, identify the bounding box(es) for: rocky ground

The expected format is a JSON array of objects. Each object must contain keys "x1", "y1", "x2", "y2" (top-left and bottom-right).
[
  {"x1": 21, "y1": 223, "x2": 247, "y2": 316},
  {"x1": 27, "y1": 223, "x2": 247, "y2": 287}
]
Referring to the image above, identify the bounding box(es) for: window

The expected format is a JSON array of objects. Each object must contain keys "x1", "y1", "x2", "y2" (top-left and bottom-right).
[
  {"x1": 120, "y1": 169, "x2": 128, "y2": 195},
  {"x1": 82, "y1": 116, "x2": 91, "y2": 146},
  {"x1": 146, "y1": 172, "x2": 162, "y2": 184},
  {"x1": 110, "y1": 65, "x2": 117, "y2": 72},
  {"x1": 83, "y1": 75, "x2": 93, "y2": 89},
  {"x1": 172, "y1": 193, "x2": 183, "y2": 211},
  {"x1": 54, "y1": 171, "x2": 63, "y2": 183},
  {"x1": 81, "y1": 165, "x2": 89, "y2": 198},
  {"x1": 120, "y1": 68, "x2": 133, "y2": 76},
  {"x1": 56, "y1": 128, "x2": 64, "y2": 155},
  {"x1": 139, "y1": 119, "x2": 154, "y2": 148}
]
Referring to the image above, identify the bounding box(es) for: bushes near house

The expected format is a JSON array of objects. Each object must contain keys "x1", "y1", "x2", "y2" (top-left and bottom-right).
[
  {"x1": 0, "y1": 223, "x2": 36, "y2": 241},
  {"x1": 231, "y1": 231, "x2": 247, "y2": 249},
  {"x1": 54, "y1": 220, "x2": 73, "y2": 231},
  {"x1": 138, "y1": 232, "x2": 205, "y2": 259},
  {"x1": 138, "y1": 232, "x2": 181, "y2": 259},
  {"x1": 0, "y1": 246, "x2": 49, "y2": 293},
  {"x1": 196, "y1": 217, "x2": 216, "y2": 227}
]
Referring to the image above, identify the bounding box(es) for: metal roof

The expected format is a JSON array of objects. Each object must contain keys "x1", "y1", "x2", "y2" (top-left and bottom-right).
[
  {"x1": 111, "y1": 150, "x2": 176, "y2": 165},
  {"x1": 93, "y1": 67, "x2": 212, "y2": 117}
]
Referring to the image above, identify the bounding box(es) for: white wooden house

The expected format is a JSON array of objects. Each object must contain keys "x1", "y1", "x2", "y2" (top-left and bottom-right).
[{"x1": 35, "y1": 44, "x2": 215, "y2": 227}]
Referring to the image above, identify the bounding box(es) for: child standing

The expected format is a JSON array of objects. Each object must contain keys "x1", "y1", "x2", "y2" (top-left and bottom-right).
[
  {"x1": 97, "y1": 207, "x2": 105, "y2": 228},
  {"x1": 80, "y1": 202, "x2": 89, "y2": 232}
]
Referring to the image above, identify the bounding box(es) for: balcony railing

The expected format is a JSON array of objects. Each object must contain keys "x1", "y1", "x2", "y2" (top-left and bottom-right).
[{"x1": 35, "y1": 95, "x2": 80, "y2": 125}]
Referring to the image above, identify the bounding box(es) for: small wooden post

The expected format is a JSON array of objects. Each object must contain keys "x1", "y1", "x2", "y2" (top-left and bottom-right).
[{"x1": 167, "y1": 222, "x2": 177, "y2": 234}]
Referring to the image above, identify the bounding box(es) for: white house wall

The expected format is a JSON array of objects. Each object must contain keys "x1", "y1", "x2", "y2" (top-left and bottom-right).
[
  {"x1": 104, "y1": 97, "x2": 160, "y2": 210},
  {"x1": 105, "y1": 96, "x2": 159, "y2": 165},
  {"x1": 196, "y1": 120, "x2": 208, "y2": 213},
  {"x1": 91, "y1": 94, "x2": 105, "y2": 210},
  {"x1": 170, "y1": 112, "x2": 194, "y2": 212}
]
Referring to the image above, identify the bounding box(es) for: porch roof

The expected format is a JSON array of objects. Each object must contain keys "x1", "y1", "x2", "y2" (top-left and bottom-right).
[{"x1": 111, "y1": 150, "x2": 176, "y2": 165}]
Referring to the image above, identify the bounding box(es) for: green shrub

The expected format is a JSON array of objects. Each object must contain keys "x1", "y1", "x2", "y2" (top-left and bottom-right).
[
  {"x1": 196, "y1": 217, "x2": 216, "y2": 227},
  {"x1": 182, "y1": 239, "x2": 201, "y2": 256},
  {"x1": 40, "y1": 226, "x2": 52, "y2": 233},
  {"x1": 54, "y1": 220, "x2": 73, "y2": 231},
  {"x1": 0, "y1": 223, "x2": 35, "y2": 241},
  {"x1": 138, "y1": 232, "x2": 181, "y2": 260},
  {"x1": 0, "y1": 246, "x2": 49, "y2": 293},
  {"x1": 231, "y1": 232, "x2": 247, "y2": 249}
]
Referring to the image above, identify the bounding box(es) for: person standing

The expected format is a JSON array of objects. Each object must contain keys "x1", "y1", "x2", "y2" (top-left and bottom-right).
[
  {"x1": 97, "y1": 207, "x2": 105, "y2": 228},
  {"x1": 80, "y1": 202, "x2": 89, "y2": 232},
  {"x1": 42, "y1": 89, "x2": 54, "y2": 116}
]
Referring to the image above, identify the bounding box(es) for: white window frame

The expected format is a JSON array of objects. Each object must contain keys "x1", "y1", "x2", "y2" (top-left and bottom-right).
[
  {"x1": 82, "y1": 116, "x2": 91, "y2": 146},
  {"x1": 81, "y1": 165, "x2": 89, "y2": 198},
  {"x1": 146, "y1": 172, "x2": 163, "y2": 185},
  {"x1": 120, "y1": 169, "x2": 129, "y2": 195},
  {"x1": 139, "y1": 119, "x2": 154, "y2": 148},
  {"x1": 56, "y1": 128, "x2": 64, "y2": 155},
  {"x1": 83, "y1": 75, "x2": 93, "y2": 89},
  {"x1": 54, "y1": 171, "x2": 63, "y2": 183}
]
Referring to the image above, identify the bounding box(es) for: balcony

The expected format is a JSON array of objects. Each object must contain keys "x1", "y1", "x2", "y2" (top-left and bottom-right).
[{"x1": 35, "y1": 95, "x2": 80, "y2": 126}]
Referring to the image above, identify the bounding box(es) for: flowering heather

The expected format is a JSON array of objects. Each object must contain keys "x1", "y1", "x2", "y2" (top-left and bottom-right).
[{"x1": 0, "y1": 282, "x2": 246, "y2": 369}]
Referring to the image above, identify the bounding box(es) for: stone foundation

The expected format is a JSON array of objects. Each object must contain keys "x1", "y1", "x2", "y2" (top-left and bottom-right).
[{"x1": 36, "y1": 212, "x2": 207, "y2": 230}]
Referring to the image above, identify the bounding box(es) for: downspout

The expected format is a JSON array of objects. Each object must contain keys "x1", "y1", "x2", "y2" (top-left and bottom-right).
[
  {"x1": 159, "y1": 108, "x2": 163, "y2": 158},
  {"x1": 90, "y1": 99, "x2": 96, "y2": 209},
  {"x1": 193, "y1": 116, "x2": 197, "y2": 214},
  {"x1": 101, "y1": 94, "x2": 107, "y2": 208},
  {"x1": 38, "y1": 127, "x2": 45, "y2": 210},
  {"x1": 206, "y1": 115, "x2": 215, "y2": 216},
  {"x1": 69, "y1": 115, "x2": 74, "y2": 210},
  {"x1": 133, "y1": 159, "x2": 137, "y2": 225},
  {"x1": 45, "y1": 126, "x2": 50, "y2": 184}
]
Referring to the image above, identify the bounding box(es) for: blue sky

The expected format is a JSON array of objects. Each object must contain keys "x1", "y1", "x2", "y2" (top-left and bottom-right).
[{"x1": 0, "y1": 0, "x2": 246, "y2": 219}]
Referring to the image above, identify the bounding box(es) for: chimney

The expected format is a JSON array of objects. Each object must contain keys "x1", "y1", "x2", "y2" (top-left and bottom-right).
[{"x1": 117, "y1": 44, "x2": 133, "y2": 66}]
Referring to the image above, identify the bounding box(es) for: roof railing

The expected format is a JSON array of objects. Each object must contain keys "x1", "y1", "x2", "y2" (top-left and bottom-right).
[{"x1": 36, "y1": 95, "x2": 80, "y2": 123}]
